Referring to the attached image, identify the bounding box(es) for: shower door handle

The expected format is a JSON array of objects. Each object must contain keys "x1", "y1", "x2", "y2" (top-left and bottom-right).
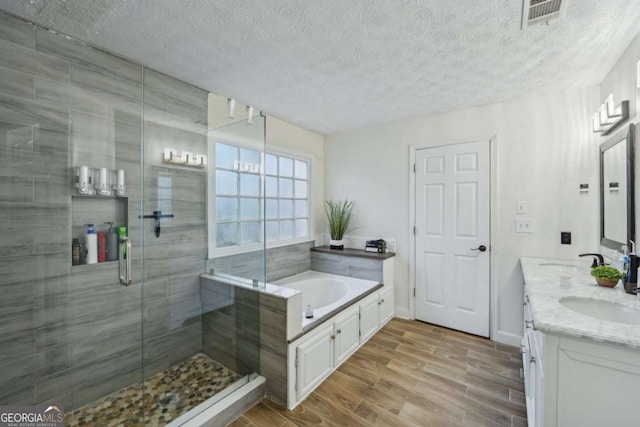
[{"x1": 119, "y1": 237, "x2": 132, "y2": 286}]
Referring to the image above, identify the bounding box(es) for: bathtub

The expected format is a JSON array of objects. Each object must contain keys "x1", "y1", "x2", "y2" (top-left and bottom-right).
[{"x1": 275, "y1": 271, "x2": 380, "y2": 328}]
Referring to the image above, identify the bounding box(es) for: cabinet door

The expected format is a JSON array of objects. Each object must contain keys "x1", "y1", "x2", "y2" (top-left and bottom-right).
[
  {"x1": 360, "y1": 294, "x2": 379, "y2": 343},
  {"x1": 296, "y1": 324, "x2": 334, "y2": 400},
  {"x1": 534, "y1": 352, "x2": 544, "y2": 427},
  {"x1": 334, "y1": 310, "x2": 360, "y2": 365},
  {"x1": 378, "y1": 287, "x2": 394, "y2": 325},
  {"x1": 527, "y1": 350, "x2": 537, "y2": 427}
]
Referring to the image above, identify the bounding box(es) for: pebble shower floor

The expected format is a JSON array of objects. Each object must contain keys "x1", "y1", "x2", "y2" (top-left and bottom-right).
[{"x1": 64, "y1": 353, "x2": 241, "y2": 426}]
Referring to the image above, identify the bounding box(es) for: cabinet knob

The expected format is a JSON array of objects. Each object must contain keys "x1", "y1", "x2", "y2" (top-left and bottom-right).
[
  {"x1": 337, "y1": 329, "x2": 342, "y2": 334},
  {"x1": 530, "y1": 356, "x2": 536, "y2": 364},
  {"x1": 331, "y1": 335, "x2": 336, "y2": 340},
  {"x1": 381, "y1": 299, "x2": 385, "y2": 303}
]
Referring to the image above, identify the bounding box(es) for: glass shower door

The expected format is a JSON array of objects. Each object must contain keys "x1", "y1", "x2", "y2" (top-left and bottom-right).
[{"x1": 139, "y1": 79, "x2": 265, "y2": 424}]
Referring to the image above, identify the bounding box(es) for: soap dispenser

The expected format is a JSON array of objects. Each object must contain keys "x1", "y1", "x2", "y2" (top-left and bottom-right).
[
  {"x1": 85, "y1": 224, "x2": 98, "y2": 264},
  {"x1": 624, "y1": 240, "x2": 639, "y2": 294}
]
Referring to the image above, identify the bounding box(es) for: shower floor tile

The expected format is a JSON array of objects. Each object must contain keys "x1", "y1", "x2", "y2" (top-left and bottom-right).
[{"x1": 64, "y1": 353, "x2": 242, "y2": 427}]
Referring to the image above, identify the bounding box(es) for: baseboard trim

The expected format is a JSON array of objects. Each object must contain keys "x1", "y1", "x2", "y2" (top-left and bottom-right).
[
  {"x1": 394, "y1": 306, "x2": 412, "y2": 319},
  {"x1": 494, "y1": 330, "x2": 522, "y2": 347}
]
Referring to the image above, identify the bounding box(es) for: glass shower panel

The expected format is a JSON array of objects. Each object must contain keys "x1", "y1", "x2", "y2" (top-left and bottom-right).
[
  {"x1": 0, "y1": 12, "x2": 145, "y2": 425},
  {"x1": 141, "y1": 76, "x2": 265, "y2": 424}
]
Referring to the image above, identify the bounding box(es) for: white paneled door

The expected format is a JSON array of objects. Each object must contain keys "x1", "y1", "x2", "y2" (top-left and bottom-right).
[{"x1": 415, "y1": 141, "x2": 490, "y2": 337}]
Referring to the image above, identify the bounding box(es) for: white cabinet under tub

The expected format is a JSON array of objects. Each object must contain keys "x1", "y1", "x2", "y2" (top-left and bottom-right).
[
  {"x1": 334, "y1": 309, "x2": 360, "y2": 365},
  {"x1": 295, "y1": 324, "x2": 334, "y2": 398},
  {"x1": 359, "y1": 293, "x2": 380, "y2": 343},
  {"x1": 288, "y1": 284, "x2": 394, "y2": 409}
]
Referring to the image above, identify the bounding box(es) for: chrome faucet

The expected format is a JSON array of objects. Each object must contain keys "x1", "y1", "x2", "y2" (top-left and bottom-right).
[{"x1": 578, "y1": 253, "x2": 605, "y2": 268}]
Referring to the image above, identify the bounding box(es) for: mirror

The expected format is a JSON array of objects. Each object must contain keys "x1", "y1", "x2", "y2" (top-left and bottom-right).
[{"x1": 600, "y1": 123, "x2": 635, "y2": 251}]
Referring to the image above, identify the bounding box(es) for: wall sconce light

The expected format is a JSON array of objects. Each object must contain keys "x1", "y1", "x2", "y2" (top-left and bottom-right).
[
  {"x1": 247, "y1": 106, "x2": 254, "y2": 125},
  {"x1": 592, "y1": 94, "x2": 629, "y2": 136},
  {"x1": 228, "y1": 98, "x2": 236, "y2": 119},
  {"x1": 163, "y1": 148, "x2": 207, "y2": 168}
]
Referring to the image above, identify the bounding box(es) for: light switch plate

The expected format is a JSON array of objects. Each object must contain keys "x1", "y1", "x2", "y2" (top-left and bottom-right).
[
  {"x1": 516, "y1": 201, "x2": 527, "y2": 214},
  {"x1": 516, "y1": 218, "x2": 533, "y2": 233}
]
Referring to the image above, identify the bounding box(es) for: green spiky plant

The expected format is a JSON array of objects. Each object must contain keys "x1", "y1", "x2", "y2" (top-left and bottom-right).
[{"x1": 324, "y1": 199, "x2": 353, "y2": 241}]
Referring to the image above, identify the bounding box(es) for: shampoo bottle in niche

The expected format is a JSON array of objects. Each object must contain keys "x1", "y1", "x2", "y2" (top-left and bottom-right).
[
  {"x1": 97, "y1": 231, "x2": 106, "y2": 262},
  {"x1": 85, "y1": 224, "x2": 98, "y2": 265},
  {"x1": 116, "y1": 226, "x2": 127, "y2": 258},
  {"x1": 105, "y1": 222, "x2": 118, "y2": 261}
]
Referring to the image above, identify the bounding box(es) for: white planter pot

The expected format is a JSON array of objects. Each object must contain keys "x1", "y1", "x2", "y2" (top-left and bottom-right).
[{"x1": 329, "y1": 239, "x2": 345, "y2": 250}]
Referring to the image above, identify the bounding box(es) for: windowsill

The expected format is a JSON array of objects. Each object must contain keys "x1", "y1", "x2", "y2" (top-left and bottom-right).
[{"x1": 208, "y1": 238, "x2": 316, "y2": 259}]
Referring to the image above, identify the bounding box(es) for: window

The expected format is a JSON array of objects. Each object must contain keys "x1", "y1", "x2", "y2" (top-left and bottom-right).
[{"x1": 211, "y1": 142, "x2": 310, "y2": 255}]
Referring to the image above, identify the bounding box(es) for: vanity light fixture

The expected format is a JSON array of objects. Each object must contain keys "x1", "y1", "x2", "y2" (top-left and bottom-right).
[
  {"x1": 592, "y1": 94, "x2": 629, "y2": 136},
  {"x1": 163, "y1": 148, "x2": 207, "y2": 168}
]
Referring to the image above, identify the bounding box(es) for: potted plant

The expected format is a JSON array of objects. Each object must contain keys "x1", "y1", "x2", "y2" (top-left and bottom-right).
[
  {"x1": 590, "y1": 265, "x2": 624, "y2": 288},
  {"x1": 325, "y1": 199, "x2": 353, "y2": 250}
]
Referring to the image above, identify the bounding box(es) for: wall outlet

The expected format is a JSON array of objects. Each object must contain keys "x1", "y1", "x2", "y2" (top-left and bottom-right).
[
  {"x1": 516, "y1": 201, "x2": 528, "y2": 214},
  {"x1": 561, "y1": 232, "x2": 571, "y2": 244},
  {"x1": 515, "y1": 218, "x2": 533, "y2": 233}
]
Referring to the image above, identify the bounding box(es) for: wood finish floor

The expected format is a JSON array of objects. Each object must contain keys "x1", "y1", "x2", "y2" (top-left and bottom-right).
[{"x1": 229, "y1": 318, "x2": 527, "y2": 427}]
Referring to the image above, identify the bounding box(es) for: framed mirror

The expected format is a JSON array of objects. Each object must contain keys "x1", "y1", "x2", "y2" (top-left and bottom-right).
[{"x1": 600, "y1": 123, "x2": 635, "y2": 251}]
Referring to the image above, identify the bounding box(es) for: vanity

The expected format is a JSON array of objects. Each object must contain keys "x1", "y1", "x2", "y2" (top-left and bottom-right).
[{"x1": 521, "y1": 257, "x2": 640, "y2": 427}]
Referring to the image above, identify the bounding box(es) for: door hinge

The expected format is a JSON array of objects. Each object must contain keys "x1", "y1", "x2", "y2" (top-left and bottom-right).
[
  {"x1": 413, "y1": 226, "x2": 416, "y2": 235},
  {"x1": 413, "y1": 288, "x2": 416, "y2": 297},
  {"x1": 295, "y1": 354, "x2": 298, "y2": 368},
  {"x1": 413, "y1": 163, "x2": 416, "y2": 173}
]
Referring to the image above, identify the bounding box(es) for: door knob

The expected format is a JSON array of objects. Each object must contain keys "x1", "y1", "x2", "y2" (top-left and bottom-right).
[{"x1": 471, "y1": 245, "x2": 487, "y2": 252}]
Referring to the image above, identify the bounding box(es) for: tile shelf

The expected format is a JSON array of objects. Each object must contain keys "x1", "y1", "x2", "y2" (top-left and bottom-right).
[{"x1": 71, "y1": 195, "x2": 129, "y2": 267}]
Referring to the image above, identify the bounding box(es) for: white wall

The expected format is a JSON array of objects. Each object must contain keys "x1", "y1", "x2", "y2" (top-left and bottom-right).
[
  {"x1": 325, "y1": 87, "x2": 601, "y2": 345},
  {"x1": 598, "y1": 29, "x2": 640, "y2": 258}
]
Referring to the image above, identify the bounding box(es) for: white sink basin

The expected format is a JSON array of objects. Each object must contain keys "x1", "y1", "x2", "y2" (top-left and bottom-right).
[
  {"x1": 539, "y1": 263, "x2": 582, "y2": 270},
  {"x1": 559, "y1": 297, "x2": 640, "y2": 324}
]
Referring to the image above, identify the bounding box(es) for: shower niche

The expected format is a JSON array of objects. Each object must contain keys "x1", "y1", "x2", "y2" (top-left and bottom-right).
[{"x1": 71, "y1": 195, "x2": 129, "y2": 267}]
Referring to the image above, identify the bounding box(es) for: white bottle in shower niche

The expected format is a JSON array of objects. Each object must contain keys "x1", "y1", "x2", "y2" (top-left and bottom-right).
[{"x1": 85, "y1": 224, "x2": 98, "y2": 264}]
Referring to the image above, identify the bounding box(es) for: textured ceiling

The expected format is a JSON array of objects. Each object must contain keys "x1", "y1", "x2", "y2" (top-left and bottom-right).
[{"x1": 1, "y1": 0, "x2": 639, "y2": 135}]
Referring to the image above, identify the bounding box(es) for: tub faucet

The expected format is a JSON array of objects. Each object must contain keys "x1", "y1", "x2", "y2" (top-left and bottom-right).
[{"x1": 578, "y1": 253, "x2": 605, "y2": 268}]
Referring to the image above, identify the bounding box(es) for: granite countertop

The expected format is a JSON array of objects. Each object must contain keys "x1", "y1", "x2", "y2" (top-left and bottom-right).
[{"x1": 521, "y1": 256, "x2": 640, "y2": 349}]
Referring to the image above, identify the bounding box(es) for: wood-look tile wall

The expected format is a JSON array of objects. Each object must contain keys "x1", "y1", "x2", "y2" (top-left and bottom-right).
[
  {"x1": 0, "y1": 12, "x2": 207, "y2": 410},
  {"x1": 206, "y1": 241, "x2": 314, "y2": 282},
  {"x1": 201, "y1": 276, "x2": 289, "y2": 408},
  {"x1": 311, "y1": 251, "x2": 383, "y2": 282}
]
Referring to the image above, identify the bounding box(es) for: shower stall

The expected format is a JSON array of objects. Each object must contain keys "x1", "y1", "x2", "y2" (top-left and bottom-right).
[{"x1": 0, "y1": 11, "x2": 265, "y2": 426}]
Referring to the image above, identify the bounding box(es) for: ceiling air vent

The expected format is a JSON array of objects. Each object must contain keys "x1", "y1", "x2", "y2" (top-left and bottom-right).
[{"x1": 521, "y1": 0, "x2": 567, "y2": 28}]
